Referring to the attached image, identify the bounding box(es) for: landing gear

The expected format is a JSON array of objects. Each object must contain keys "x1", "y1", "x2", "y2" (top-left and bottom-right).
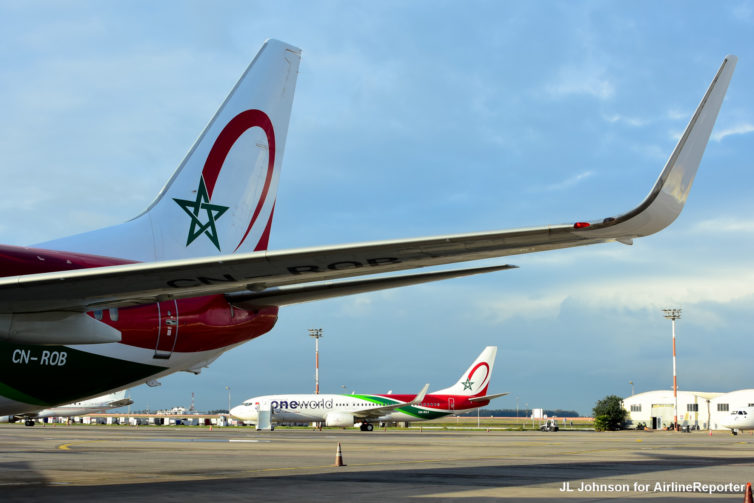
[
  {"x1": 731, "y1": 429, "x2": 739, "y2": 435},
  {"x1": 24, "y1": 419, "x2": 35, "y2": 427},
  {"x1": 359, "y1": 422, "x2": 374, "y2": 432}
]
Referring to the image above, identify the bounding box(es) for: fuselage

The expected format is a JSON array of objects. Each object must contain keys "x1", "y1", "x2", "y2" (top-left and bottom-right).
[
  {"x1": 231, "y1": 392, "x2": 489, "y2": 424},
  {"x1": 720, "y1": 409, "x2": 754, "y2": 431},
  {"x1": 0, "y1": 244, "x2": 277, "y2": 415}
]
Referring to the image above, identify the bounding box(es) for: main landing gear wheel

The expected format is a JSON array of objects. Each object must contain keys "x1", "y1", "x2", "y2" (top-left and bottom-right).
[
  {"x1": 24, "y1": 419, "x2": 35, "y2": 427},
  {"x1": 360, "y1": 423, "x2": 374, "y2": 432}
]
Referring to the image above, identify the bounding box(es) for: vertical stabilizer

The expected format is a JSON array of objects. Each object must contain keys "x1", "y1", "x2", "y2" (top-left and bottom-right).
[
  {"x1": 433, "y1": 346, "x2": 497, "y2": 397},
  {"x1": 40, "y1": 39, "x2": 301, "y2": 261}
]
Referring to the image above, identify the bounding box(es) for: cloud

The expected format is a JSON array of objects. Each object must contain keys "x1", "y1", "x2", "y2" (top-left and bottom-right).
[
  {"x1": 666, "y1": 108, "x2": 690, "y2": 121},
  {"x1": 693, "y1": 217, "x2": 754, "y2": 234},
  {"x1": 603, "y1": 114, "x2": 648, "y2": 127},
  {"x1": 537, "y1": 171, "x2": 594, "y2": 192},
  {"x1": 711, "y1": 122, "x2": 754, "y2": 142},
  {"x1": 545, "y1": 64, "x2": 614, "y2": 100},
  {"x1": 732, "y1": 1, "x2": 754, "y2": 23},
  {"x1": 475, "y1": 269, "x2": 754, "y2": 326}
]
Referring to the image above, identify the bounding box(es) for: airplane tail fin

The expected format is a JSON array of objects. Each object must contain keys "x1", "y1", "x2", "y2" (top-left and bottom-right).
[
  {"x1": 433, "y1": 346, "x2": 497, "y2": 397},
  {"x1": 40, "y1": 39, "x2": 301, "y2": 261}
]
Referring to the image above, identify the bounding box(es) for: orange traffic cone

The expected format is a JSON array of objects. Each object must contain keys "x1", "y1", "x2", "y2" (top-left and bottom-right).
[
  {"x1": 334, "y1": 442, "x2": 346, "y2": 467},
  {"x1": 744, "y1": 482, "x2": 752, "y2": 503},
  {"x1": 209, "y1": 425, "x2": 213, "y2": 432}
]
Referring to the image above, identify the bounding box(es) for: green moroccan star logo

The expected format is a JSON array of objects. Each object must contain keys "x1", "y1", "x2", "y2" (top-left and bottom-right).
[
  {"x1": 462, "y1": 378, "x2": 474, "y2": 391},
  {"x1": 173, "y1": 177, "x2": 229, "y2": 251}
]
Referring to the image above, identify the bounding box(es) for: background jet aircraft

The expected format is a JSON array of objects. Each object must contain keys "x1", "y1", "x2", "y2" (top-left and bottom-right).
[
  {"x1": 1, "y1": 390, "x2": 132, "y2": 426},
  {"x1": 0, "y1": 40, "x2": 736, "y2": 417},
  {"x1": 720, "y1": 407, "x2": 754, "y2": 435},
  {"x1": 231, "y1": 346, "x2": 505, "y2": 430}
]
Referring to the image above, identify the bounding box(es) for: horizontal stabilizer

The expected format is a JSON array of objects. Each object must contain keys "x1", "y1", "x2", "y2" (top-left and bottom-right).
[
  {"x1": 108, "y1": 398, "x2": 134, "y2": 408},
  {"x1": 409, "y1": 383, "x2": 430, "y2": 405},
  {"x1": 468, "y1": 392, "x2": 509, "y2": 403}
]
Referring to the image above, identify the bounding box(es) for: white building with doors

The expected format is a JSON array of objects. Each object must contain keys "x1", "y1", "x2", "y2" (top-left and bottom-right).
[{"x1": 623, "y1": 389, "x2": 754, "y2": 430}]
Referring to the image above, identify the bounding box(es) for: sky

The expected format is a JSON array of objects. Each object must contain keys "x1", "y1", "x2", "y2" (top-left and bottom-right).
[{"x1": 1, "y1": 1, "x2": 753, "y2": 415}]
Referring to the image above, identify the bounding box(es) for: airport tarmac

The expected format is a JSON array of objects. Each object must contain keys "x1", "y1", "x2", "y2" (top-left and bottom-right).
[{"x1": 2, "y1": 425, "x2": 753, "y2": 502}]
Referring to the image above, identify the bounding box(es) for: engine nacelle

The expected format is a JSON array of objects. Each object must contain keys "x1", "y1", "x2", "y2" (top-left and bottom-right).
[{"x1": 325, "y1": 411, "x2": 354, "y2": 427}]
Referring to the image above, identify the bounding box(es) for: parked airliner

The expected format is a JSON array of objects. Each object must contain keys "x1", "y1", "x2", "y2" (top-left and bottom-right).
[
  {"x1": 2, "y1": 391, "x2": 132, "y2": 426},
  {"x1": 231, "y1": 347, "x2": 505, "y2": 430},
  {"x1": 721, "y1": 407, "x2": 754, "y2": 435},
  {"x1": 0, "y1": 39, "x2": 736, "y2": 417}
]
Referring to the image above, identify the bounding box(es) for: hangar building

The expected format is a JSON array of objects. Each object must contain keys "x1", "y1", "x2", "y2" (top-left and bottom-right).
[{"x1": 622, "y1": 389, "x2": 754, "y2": 430}]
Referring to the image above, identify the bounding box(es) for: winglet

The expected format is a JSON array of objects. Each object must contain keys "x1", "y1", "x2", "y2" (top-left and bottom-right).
[
  {"x1": 408, "y1": 383, "x2": 430, "y2": 406},
  {"x1": 582, "y1": 55, "x2": 737, "y2": 239}
]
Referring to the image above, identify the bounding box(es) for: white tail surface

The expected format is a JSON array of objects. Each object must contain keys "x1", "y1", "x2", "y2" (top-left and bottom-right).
[
  {"x1": 433, "y1": 346, "x2": 497, "y2": 397},
  {"x1": 40, "y1": 39, "x2": 301, "y2": 261}
]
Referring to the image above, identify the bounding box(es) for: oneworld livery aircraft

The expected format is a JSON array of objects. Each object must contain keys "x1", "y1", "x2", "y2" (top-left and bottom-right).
[
  {"x1": 0, "y1": 40, "x2": 736, "y2": 418},
  {"x1": 230, "y1": 347, "x2": 505, "y2": 431}
]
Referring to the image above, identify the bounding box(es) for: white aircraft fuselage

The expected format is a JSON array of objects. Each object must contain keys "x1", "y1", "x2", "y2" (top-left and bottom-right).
[{"x1": 720, "y1": 408, "x2": 754, "y2": 434}]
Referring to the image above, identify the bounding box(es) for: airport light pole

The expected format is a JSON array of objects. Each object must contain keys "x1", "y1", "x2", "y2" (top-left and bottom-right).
[
  {"x1": 225, "y1": 386, "x2": 231, "y2": 414},
  {"x1": 663, "y1": 308, "x2": 682, "y2": 431},
  {"x1": 629, "y1": 381, "x2": 634, "y2": 396},
  {"x1": 309, "y1": 328, "x2": 323, "y2": 394}
]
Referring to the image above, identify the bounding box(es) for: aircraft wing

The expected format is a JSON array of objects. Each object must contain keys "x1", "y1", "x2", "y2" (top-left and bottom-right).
[
  {"x1": 0, "y1": 55, "x2": 735, "y2": 315},
  {"x1": 227, "y1": 264, "x2": 517, "y2": 308},
  {"x1": 353, "y1": 384, "x2": 430, "y2": 421}
]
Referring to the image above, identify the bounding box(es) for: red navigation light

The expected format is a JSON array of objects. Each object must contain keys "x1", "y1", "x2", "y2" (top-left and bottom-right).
[{"x1": 573, "y1": 222, "x2": 591, "y2": 229}]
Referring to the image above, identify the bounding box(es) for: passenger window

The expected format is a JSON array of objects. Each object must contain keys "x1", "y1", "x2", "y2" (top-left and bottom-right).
[
  {"x1": 94, "y1": 310, "x2": 103, "y2": 321},
  {"x1": 109, "y1": 308, "x2": 119, "y2": 321}
]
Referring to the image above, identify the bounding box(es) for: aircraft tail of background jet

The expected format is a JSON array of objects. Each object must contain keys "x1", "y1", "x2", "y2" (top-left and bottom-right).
[
  {"x1": 39, "y1": 39, "x2": 301, "y2": 262},
  {"x1": 431, "y1": 346, "x2": 497, "y2": 397}
]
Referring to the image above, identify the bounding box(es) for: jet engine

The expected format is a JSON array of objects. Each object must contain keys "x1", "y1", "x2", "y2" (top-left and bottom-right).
[{"x1": 325, "y1": 412, "x2": 354, "y2": 427}]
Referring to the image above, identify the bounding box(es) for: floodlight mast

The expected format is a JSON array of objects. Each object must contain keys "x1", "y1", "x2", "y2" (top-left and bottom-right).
[
  {"x1": 662, "y1": 308, "x2": 682, "y2": 431},
  {"x1": 308, "y1": 328, "x2": 323, "y2": 394}
]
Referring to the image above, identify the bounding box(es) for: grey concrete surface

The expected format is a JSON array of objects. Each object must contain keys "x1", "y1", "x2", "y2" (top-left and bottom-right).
[{"x1": 1, "y1": 424, "x2": 753, "y2": 502}]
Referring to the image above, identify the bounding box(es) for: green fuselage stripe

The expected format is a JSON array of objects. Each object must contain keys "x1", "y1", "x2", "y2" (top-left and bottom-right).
[
  {"x1": 0, "y1": 342, "x2": 165, "y2": 407},
  {"x1": 349, "y1": 394, "x2": 452, "y2": 420}
]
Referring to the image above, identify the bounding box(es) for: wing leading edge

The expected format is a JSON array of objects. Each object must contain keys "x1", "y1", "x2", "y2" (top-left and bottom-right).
[{"x1": 0, "y1": 55, "x2": 736, "y2": 314}]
